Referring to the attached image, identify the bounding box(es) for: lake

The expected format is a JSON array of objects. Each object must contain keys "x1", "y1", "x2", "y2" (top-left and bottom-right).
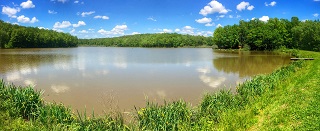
[{"x1": 0, "y1": 47, "x2": 291, "y2": 114}]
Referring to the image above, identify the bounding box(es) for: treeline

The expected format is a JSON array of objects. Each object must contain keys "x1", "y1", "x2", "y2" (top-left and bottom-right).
[
  {"x1": 79, "y1": 33, "x2": 214, "y2": 47},
  {"x1": 213, "y1": 17, "x2": 320, "y2": 51},
  {"x1": 0, "y1": 20, "x2": 78, "y2": 48}
]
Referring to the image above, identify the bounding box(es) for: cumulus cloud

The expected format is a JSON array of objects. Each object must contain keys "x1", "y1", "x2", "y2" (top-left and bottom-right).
[
  {"x1": 180, "y1": 26, "x2": 195, "y2": 35},
  {"x1": 313, "y1": 13, "x2": 319, "y2": 17},
  {"x1": 162, "y1": 29, "x2": 172, "y2": 33},
  {"x1": 265, "y1": 1, "x2": 277, "y2": 6},
  {"x1": 216, "y1": 24, "x2": 222, "y2": 28},
  {"x1": 20, "y1": 0, "x2": 35, "y2": 9},
  {"x1": 94, "y1": 15, "x2": 109, "y2": 20},
  {"x1": 259, "y1": 16, "x2": 269, "y2": 22},
  {"x1": 74, "y1": 1, "x2": 79, "y2": 3},
  {"x1": 199, "y1": 0, "x2": 229, "y2": 16},
  {"x1": 81, "y1": 11, "x2": 95, "y2": 17},
  {"x1": 237, "y1": 1, "x2": 254, "y2": 11},
  {"x1": 98, "y1": 25, "x2": 128, "y2": 36},
  {"x1": 48, "y1": 10, "x2": 57, "y2": 14},
  {"x1": 53, "y1": 21, "x2": 72, "y2": 28},
  {"x1": 205, "y1": 23, "x2": 214, "y2": 27},
  {"x1": 70, "y1": 28, "x2": 75, "y2": 33},
  {"x1": 132, "y1": 32, "x2": 140, "y2": 35},
  {"x1": 247, "y1": 5, "x2": 254, "y2": 10},
  {"x1": 79, "y1": 30, "x2": 88, "y2": 33},
  {"x1": 195, "y1": 17, "x2": 212, "y2": 24},
  {"x1": 2, "y1": 6, "x2": 20, "y2": 18},
  {"x1": 17, "y1": 15, "x2": 38, "y2": 23},
  {"x1": 72, "y1": 21, "x2": 86, "y2": 27}
]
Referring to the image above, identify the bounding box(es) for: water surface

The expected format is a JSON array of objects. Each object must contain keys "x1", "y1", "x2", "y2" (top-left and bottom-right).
[{"x1": 0, "y1": 47, "x2": 291, "y2": 114}]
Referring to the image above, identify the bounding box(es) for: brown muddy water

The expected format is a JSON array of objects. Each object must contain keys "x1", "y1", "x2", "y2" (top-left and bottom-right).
[{"x1": 0, "y1": 47, "x2": 291, "y2": 115}]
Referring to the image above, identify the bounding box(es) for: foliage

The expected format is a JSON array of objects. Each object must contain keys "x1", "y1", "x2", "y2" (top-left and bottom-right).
[
  {"x1": 135, "y1": 100, "x2": 193, "y2": 130},
  {"x1": 213, "y1": 17, "x2": 320, "y2": 51},
  {"x1": 0, "y1": 80, "x2": 127, "y2": 130},
  {"x1": 0, "y1": 20, "x2": 78, "y2": 48},
  {"x1": 78, "y1": 33, "x2": 214, "y2": 47}
]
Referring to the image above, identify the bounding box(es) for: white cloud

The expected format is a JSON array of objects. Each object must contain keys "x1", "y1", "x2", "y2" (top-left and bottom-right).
[
  {"x1": 94, "y1": 15, "x2": 109, "y2": 20},
  {"x1": 313, "y1": 13, "x2": 319, "y2": 17},
  {"x1": 98, "y1": 25, "x2": 128, "y2": 36},
  {"x1": 228, "y1": 15, "x2": 233, "y2": 18},
  {"x1": 265, "y1": 1, "x2": 277, "y2": 6},
  {"x1": 175, "y1": 29, "x2": 180, "y2": 32},
  {"x1": 81, "y1": 11, "x2": 95, "y2": 17},
  {"x1": 38, "y1": 27, "x2": 48, "y2": 30},
  {"x1": 53, "y1": 21, "x2": 72, "y2": 28},
  {"x1": 132, "y1": 32, "x2": 140, "y2": 35},
  {"x1": 147, "y1": 17, "x2": 157, "y2": 21},
  {"x1": 72, "y1": 21, "x2": 86, "y2": 27},
  {"x1": 195, "y1": 17, "x2": 212, "y2": 24},
  {"x1": 74, "y1": 1, "x2": 79, "y2": 3},
  {"x1": 259, "y1": 16, "x2": 269, "y2": 22},
  {"x1": 162, "y1": 29, "x2": 172, "y2": 33},
  {"x1": 20, "y1": 0, "x2": 35, "y2": 9},
  {"x1": 199, "y1": 0, "x2": 229, "y2": 16},
  {"x1": 314, "y1": 0, "x2": 320, "y2": 1},
  {"x1": 79, "y1": 30, "x2": 88, "y2": 33},
  {"x1": 70, "y1": 29, "x2": 75, "y2": 33},
  {"x1": 17, "y1": 15, "x2": 38, "y2": 23},
  {"x1": 237, "y1": 1, "x2": 254, "y2": 11},
  {"x1": 53, "y1": 28, "x2": 64, "y2": 32},
  {"x1": 181, "y1": 26, "x2": 195, "y2": 35},
  {"x1": 2, "y1": 6, "x2": 20, "y2": 18},
  {"x1": 205, "y1": 23, "x2": 214, "y2": 27},
  {"x1": 57, "y1": 0, "x2": 68, "y2": 3},
  {"x1": 48, "y1": 10, "x2": 57, "y2": 14},
  {"x1": 216, "y1": 24, "x2": 222, "y2": 28},
  {"x1": 247, "y1": 5, "x2": 254, "y2": 10}
]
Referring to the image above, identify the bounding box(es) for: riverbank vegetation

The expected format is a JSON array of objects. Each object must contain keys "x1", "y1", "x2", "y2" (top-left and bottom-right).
[
  {"x1": 0, "y1": 20, "x2": 78, "y2": 48},
  {"x1": 213, "y1": 17, "x2": 320, "y2": 51},
  {"x1": 1, "y1": 50, "x2": 319, "y2": 130},
  {"x1": 78, "y1": 33, "x2": 214, "y2": 48}
]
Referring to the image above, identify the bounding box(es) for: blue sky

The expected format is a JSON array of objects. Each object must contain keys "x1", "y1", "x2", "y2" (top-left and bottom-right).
[{"x1": 1, "y1": 0, "x2": 319, "y2": 38}]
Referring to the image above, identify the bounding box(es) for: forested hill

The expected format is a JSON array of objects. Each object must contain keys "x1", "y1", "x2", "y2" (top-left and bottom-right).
[
  {"x1": 0, "y1": 20, "x2": 78, "y2": 48},
  {"x1": 78, "y1": 33, "x2": 214, "y2": 48},
  {"x1": 213, "y1": 17, "x2": 320, "y2": 51}
]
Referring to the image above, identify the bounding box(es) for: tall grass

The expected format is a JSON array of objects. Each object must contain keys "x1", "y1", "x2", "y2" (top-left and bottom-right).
[
  {"x1": 0, "y1": 80, "x2": 127, "y2": 130},
  {"x1": 135, "y1": 100, "x2": 193, "y2": 130}
]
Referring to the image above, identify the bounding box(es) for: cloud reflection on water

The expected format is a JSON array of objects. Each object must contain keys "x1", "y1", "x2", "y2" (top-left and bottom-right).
[
  {"x1": 24, "y1": 79, "x2": 36, "y2": 87},
  {"x1": 51, "y1": 85, "x2": 70, "y2": 93},
  {"x1": 197, "y1": 66, "x2": 226, "y2": 88}
]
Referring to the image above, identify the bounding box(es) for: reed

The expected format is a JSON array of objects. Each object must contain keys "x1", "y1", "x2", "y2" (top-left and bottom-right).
[{"x1": 135, "y1": 100, "x2": 192, "y2": 130}]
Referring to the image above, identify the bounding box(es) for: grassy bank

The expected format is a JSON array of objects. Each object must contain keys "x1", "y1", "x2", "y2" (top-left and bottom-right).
[{"x1": 1, "y1": 50, "x2": 319, "y2": 130}]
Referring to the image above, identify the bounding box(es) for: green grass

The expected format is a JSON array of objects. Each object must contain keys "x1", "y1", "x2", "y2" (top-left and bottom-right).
[{"x1": 1, "y1": 50, "x2": 319, "y2": 130}]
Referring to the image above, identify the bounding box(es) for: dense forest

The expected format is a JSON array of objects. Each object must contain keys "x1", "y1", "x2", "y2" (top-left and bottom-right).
[
  {"x1": 1, "y1": 17, "x2": 319, "y2": 51},
  {"x1": 78, "y1": 33, "x2": 214, "y2": 47},
  {"x1": 0, "y1": 20, "x2": 78, "y2": 48},
  {"x1": 213, "y1": 17, "x2": 320, "y2": 51}
]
